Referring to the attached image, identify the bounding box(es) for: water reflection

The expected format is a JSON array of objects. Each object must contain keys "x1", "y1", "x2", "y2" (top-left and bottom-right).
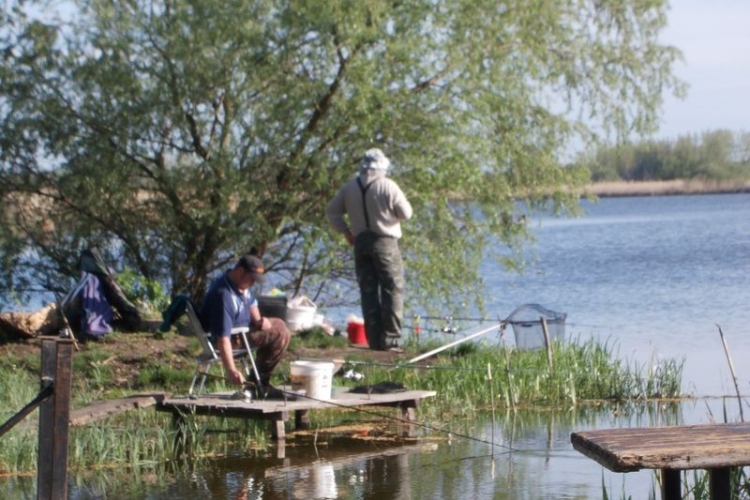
[
  {"x1": 264, "y1": 441, "x2": 424, "y2": 499},
  {"x1": 150, "y1": 440, "x2": 432, "y2": 499},
  {"x1": 6, "y1": 400, "x2": 736, "y2": 499}
]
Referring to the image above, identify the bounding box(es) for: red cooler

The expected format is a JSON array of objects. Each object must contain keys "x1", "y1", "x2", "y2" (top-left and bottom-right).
[{"x1": 347, "y1": 322, "x2": 368, "y2": 346}]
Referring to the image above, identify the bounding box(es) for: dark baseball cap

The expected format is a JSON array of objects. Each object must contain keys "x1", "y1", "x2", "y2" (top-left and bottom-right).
[{"x1": 236, "y1": 254, "x2": 266, "y2": 283}]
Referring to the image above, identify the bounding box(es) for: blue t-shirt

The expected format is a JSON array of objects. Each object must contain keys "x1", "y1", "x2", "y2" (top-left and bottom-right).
[{"x1": 200, "y1": 272, "x2": 259, "y2": 343}]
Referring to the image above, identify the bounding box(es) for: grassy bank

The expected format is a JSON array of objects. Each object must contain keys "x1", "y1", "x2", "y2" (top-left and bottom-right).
[{"x1": 0, "y1": 331, "x2": 684, "y2": 474}]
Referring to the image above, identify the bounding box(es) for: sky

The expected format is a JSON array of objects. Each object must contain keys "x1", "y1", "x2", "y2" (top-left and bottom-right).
[{"x1": 657, "y1": 0, "x2": 750, "y2": 139}]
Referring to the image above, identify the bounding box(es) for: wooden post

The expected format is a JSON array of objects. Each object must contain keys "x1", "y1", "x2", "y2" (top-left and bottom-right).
[
  {"x1": 709, "y1": 467, "x2": 731, "y2": 500},
  {"x1": 541, "y1": 317, "x2": 553, "y2": 373},
  {"x1": 487, "y1": 363, "x2": 496, "y2": 457},
  {"x1": 717, "y1": 325, "x2": 744, "y2": 422},
  {"x1": 295, "y1": 409, "x2": 310, "y2": 430},
  {"x1": 661, "y1": 469, "x2": 681, "y2": 500},
  {"x1": 37, "y1": 339, "x2": 74, "y2": 500},
  {"x1": 270, "y1": 411, "x2": 288, "y2": 441},
  {"x1": 399, "y1": 401, "x2": 417, "y2": 438}
]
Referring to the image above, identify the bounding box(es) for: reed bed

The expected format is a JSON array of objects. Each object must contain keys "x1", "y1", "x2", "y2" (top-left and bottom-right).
[
  {"x1": 0, "y1": 335, "x2": 682, "y2": 475},
  {"x1": 328, "y1": 336, "x2": 684, "y2": 420}
]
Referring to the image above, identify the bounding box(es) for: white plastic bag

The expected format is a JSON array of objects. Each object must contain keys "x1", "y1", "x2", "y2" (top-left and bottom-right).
[
  {"x1": 286, "y1": 295, "x2": 317, "y2": 331},
  {"x1": 288, "y1": 295, "x2": 316, "y2": 310}
]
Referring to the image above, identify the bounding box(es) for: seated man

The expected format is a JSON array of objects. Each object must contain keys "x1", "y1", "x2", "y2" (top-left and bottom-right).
[{"x1": 200, "y1": 254, "x2": 291, "y2": 397}]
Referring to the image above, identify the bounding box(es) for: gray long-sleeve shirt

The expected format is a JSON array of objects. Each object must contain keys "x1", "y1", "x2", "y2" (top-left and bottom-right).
[{"x1": 327, "y1": 169, "x2": 413, "y2": 239}]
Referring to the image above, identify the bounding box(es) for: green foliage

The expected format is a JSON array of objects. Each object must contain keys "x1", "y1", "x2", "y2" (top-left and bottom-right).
[
  {"x1": 0, "y1": 351, "x2": 38, "y2": 373},
  {"x1": 577, "y1": 129, "x2": 750, "y2": 182},
  {"x1": 289, "y1": 327, "x2": 350, "y2": 350},
  {"x1": 72, "y1": 352, "x2": 115, "y2": 392},
  {"x1": 116, "y1": 268, "x2": 171, "y2": 317},
  {"x1": 136, "y1": 364, "x2": 192, "y2": 389},
  {"x1": 0, "y1": 0, "x2": 684, "y2": 315}
]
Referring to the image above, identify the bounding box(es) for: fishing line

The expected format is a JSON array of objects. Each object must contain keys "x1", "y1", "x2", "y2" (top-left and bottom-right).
[
  {"x1": 404, "y1": 324, "x2": 461, "y2": 334},
  {"x1": 565, "y1": 321, "x2": 609, "y2": 330},
  {"x1": 415, "y1": 315, "x2": 492, "y2": 323},
  {"x1": 273, "y1": 387, "x2": 518, "y2": 453},
  {"x1": 197, "y1": 372, "x2": 516, "y2": 452},
  {"x1": 197, "y1": 361, "x2": 554, "y2": 384}
]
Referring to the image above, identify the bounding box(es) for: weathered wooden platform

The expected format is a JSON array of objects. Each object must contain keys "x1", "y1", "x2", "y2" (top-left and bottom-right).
[
  {"x1": 571, "y1": 422, "x2": 750, "y2": 500},
  {"x1": 156, "y1": 388, "x2": 436, "y2": 441}
]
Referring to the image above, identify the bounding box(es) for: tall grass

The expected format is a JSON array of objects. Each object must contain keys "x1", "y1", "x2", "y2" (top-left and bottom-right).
[
  {"x1": 0, "y1": 356, "x2": 42, "y2": 474},
  {"x1": 331, "y1": 337, "x2": 683, "y2": 420},
  {"x1": 0, "y1": 335, "x2": 682, "y2": 475}
]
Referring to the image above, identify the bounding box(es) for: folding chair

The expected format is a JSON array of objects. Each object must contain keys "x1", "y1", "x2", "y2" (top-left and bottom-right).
[{"x1": 184, "y1": 301, "x2": 262, "y2": 397}]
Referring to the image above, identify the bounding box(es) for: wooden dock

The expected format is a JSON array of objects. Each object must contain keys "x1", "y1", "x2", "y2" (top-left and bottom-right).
[
  {"x1": 156, "y1": 388, "x2": 437, "y2": 441},
  {"x1": 571, "y1": 422, "x2": 750, "y2": 500}
]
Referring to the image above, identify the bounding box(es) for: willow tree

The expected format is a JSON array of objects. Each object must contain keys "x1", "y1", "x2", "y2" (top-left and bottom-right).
[{"x1": 0, "y1": 0, "x2": 683, "y2": 314}]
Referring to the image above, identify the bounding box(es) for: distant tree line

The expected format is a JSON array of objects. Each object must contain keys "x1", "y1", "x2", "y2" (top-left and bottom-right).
[{"x1": 575, "y1": 129, "x2": 750, "y2": 182}]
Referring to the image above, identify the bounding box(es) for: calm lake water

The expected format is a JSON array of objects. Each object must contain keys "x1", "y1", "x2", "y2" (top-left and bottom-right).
[
  {"x1": 489, "y1": 192, "x2": 750, "y2": 398},
  {"x1": 5, "y1": 193, "x2": 750, "y2": 499}
]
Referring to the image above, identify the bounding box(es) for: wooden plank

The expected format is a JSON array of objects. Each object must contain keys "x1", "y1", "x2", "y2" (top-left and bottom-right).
[
  {"x1": 69, "y1": 394, "x2": 167, "y2": 426},
  {"x1": 156, "y1": 388, "x2": 436, "y2": 438},
  {"x1": 156, "y1": 388, "x2": 436, "y2": 442},
  {"x1": 571, "y1": 422, "x2": 750, "y2": 472},
  {"x1": 158, "y1": 389, "x2": 436, "y2": 417}
]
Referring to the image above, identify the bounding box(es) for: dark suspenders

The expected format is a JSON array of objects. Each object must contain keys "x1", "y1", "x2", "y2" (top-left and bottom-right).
[{"x1": 356, "y1": 177, "x2": 373, "y2": 229}]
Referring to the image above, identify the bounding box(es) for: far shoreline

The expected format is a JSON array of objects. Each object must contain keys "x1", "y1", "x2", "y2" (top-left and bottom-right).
[{"x1": 585, "y1": 179, "x2": 750, "y2": 198}]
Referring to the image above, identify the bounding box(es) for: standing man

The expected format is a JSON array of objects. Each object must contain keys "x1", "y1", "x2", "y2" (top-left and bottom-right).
[
  {"x1": 201, "y1": 254, "x2": 291, "y2": 397},
  {"x1": 327, "y1": 148, "x2": 413, "y2": 351}
]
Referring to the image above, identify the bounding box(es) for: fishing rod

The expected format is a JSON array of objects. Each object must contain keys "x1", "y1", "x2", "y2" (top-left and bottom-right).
[
  {"x1": 408, "y1": 321, "x2": 507, "y2": 364},
  {"x1": 55, "y1": 292, "x2": 80, "y2": 351},
  {"x1": 340, "y1": 359, "x2": 488, "y2": 372}
]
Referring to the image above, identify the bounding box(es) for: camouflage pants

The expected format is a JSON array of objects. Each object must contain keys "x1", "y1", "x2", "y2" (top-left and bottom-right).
[
  {"x1": 354, "y1": 232, "x2": 405, "y2": 350},
  {"x1": 246, "y1": 317, "x2": 291, "y2": 383}
]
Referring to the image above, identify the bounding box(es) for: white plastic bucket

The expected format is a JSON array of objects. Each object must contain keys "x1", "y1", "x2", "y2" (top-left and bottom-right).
[
  {"x1": 290, "y1": 361, "x2": 334, "y2": 400},
  {"x1": 286, "y1": 305, "x2": 316, "y2": 331}
]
